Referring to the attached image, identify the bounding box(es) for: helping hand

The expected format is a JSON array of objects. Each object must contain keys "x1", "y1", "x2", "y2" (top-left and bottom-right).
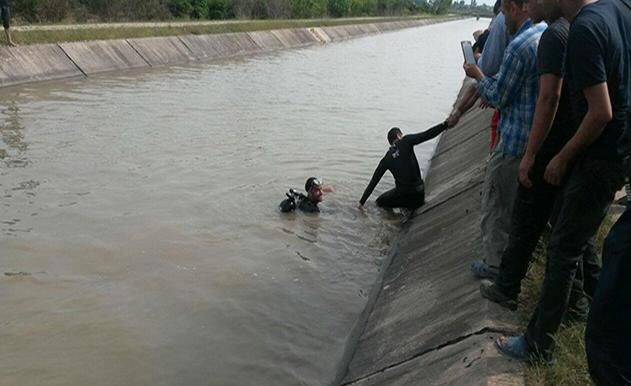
[{"x1": 446, "y1": 110, "x2": 461, "y2": 128}]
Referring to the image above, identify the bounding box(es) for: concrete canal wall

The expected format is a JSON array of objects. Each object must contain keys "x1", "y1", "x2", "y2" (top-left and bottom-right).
[
  {"x1": 337, "y1": 93, "x2": 525, "y2": 385},
  {"x1": 0, "y1": 17, "x2": 457, "y2": 88}
]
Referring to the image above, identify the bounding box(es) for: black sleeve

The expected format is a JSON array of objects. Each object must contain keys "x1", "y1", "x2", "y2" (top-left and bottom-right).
[
  {"x1": 360, "y1": 158, "x2": 388, "y2": 205},
  {"x1": 567, "y1": 22, "x2": 607, "y2": 91},
  {"x1": 537, "y1": 26, "x2": 567, "y2": 77},
  {"x1": 402, "y1": 122, "x2": 448, "y2": 146}
]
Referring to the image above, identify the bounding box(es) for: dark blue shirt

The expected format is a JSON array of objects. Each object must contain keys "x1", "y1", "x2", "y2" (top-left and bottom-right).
[{"x1": 566, "y1": 0, "x2": 631, "y2": 161}]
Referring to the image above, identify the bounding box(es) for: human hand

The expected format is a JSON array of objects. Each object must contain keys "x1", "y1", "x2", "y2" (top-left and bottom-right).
[
  {"x1": 544, "y1": 154, "x2": 568, "y2": 186},
  {"x1": 519, "y1": 154, "x2": 535, "y2": 189},
  {"x1": 446, "y1": 110, "x2": 461, "y2": 128},
  {"x1": 463, "y1": 63, "x2": 483, "y2": 81}
]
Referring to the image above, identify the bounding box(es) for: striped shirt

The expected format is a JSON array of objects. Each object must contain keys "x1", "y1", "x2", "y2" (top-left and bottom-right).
[{"x1": 477, "y1": 20, "x2": 547, "y2": 157}]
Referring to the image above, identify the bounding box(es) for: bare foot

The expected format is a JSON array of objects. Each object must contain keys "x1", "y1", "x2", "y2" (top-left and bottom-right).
[
  {"x1": 8, "y1": 41, "x2": 16, "y2": 47},
  {"x1": 496, "y1": 335, "x2": 510, "y2": 348}
]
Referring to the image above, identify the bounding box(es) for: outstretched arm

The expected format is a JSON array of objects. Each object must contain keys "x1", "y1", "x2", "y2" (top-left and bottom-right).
[
  {"x1": 359, "y1": 160, "x2": 387, "y2": 206},
  {"x1": 447, "y1": 82, "x2": 480, "y2": 128},
  {"x1": 405, "y1": 121, "x2": 449, "y2": 146}
]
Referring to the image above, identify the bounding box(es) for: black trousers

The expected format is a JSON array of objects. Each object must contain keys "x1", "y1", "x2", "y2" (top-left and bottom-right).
[
  {"x1": 585, "y1": 205, "x2": 631, "y2": 386},
  {"x1": 1, "y1": 6, "x2": 9, "y2": 30},
  {"x1": 376, "y1": 187, "x2": 425, "y2": 210},
  {"x1": 524, "y1": 159, "x2": 625, "y2": 359},
  {"x1": 496, "y1": 181, "x2": 600, "y2": 304}
]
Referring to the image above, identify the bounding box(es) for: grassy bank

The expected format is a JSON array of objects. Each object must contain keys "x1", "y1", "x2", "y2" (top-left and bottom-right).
[
  {"x1": 8, "y1": 15, "x2": 441, "y2": 45},
  {"x1": 518, "y1": 216, "x2": 617, "y2": 386}
]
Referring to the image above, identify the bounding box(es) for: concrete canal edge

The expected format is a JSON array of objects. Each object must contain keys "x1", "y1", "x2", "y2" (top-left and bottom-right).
[
  {"x1": 336, "y1": 89, "x2": 525, "y2": 385},
  {"x1": 0, "y1": 17, "x2": 460, "y2": 88}
]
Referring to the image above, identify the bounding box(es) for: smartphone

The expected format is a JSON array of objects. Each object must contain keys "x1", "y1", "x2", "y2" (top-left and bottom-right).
[{"x1": 461, "y1": 40, "x2": 476, "y2": 65}]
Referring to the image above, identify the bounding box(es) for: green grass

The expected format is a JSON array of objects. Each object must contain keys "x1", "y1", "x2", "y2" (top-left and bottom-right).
[
  {"x1": 9, "y1": 15, "x2": 440, "y2": 46},
  {"x1": 519, "y1": 215, "x2": 617, "y2": 386}
]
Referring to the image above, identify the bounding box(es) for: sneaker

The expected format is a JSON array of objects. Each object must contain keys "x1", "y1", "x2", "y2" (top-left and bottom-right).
[
  {"x1": 470, "y1": 260, "x2": 498, "y2": 280},
  {"x1": 480, "y1": 280, "x2": 518, "y2": 311}
]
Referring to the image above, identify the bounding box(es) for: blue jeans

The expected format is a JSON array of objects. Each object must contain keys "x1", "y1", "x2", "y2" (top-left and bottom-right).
[{"x1": 585, "y1": 205, "x2": 631, "y2": 385}]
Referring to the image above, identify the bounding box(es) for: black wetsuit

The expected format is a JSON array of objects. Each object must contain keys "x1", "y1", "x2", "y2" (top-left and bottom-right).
[
  {"x1": 280, "y1": 191, "x2": 319, "y2": 213},
  {"x1": 360, "y1": 122, "x2": 448, "y2": 210}
]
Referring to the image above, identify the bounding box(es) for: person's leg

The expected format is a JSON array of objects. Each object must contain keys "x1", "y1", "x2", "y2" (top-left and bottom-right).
[
  {"x1": 564, "y1": 237, "x2": 601, "y2": 322},
  {"x1": 524, "y1": 160, "x2": 624, "y2": 360},
  {"x1": 586, "y1": 208, "x2": 631, "y2": 386},
  {"x1": 581, "y1": 239, "x2": 601, "y2": 299},
  {"x1": 377, "y1": 188, "x2": 424, "y2": 210},
  {"x1": 492, "y1": 182, "x2": 558, "y2": 299},
  {"x1": 376, "y1": 188, "x2": 401, "y2": 209},
  {"x1": 479, "y1": 152, "x2": 521, "y2": 270},
  {"x1": 479, "y1": 152, "x2": 499, "y2": 266},
  {"x1": 2, "y1": 6, "x2": 15, "y2": 47},
  {"x1": 399, "y1": 190, "x2": 424, "y2": 210}
]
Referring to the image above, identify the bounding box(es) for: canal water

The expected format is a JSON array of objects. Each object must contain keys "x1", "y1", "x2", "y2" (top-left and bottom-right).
[{"x1": 0, "y1": 19, "x2": 489, "y2": 386}]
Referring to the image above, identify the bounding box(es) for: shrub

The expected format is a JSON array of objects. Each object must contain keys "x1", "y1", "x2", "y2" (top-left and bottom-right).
[
  {"x1": 349, "y1": 0, "x2": 376, "y2": 16},
  {"x1": 169, "y1": 0, "x2": 194, "y2": 17},
  {"x1": 12, "y1": 0, "x2": 40, "y2": 22},
  {"x1": 327, "y1": 0, "x2": 349, "y2": 16},
  {"x1": 36, "y1": 0, "x2": 72, "y2": 22},
  {"x1": 207, "y1": 0, "x2": 233, "y2": 18}
]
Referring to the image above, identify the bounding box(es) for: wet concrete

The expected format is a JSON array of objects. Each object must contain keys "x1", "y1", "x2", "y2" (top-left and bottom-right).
[
  {"x1": 0, "y1": 44, "x2": 83, "y2": 87},
  {"x1": 339, "y1": 104, "x2": 524, "y2": 385},
  {"x1": 59, "y1": 39, "x2": 149, "y2": 74},
  {"x1": 126, "y1": 36, "x2": 196, "y2": 66}
]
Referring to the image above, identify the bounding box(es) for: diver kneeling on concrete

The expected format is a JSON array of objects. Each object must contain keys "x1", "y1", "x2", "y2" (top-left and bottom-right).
[
  {"x1": 359, "y1": 121, "x2": 448, "y2": 210},
  {"x1": 280, "y1": 177, "x2": 334, "y2": 213}
]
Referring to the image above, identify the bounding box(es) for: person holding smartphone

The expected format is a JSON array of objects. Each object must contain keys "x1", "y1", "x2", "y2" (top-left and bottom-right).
[{"x1": 461, "y1": 0, "x2": 546, "y2": 281}]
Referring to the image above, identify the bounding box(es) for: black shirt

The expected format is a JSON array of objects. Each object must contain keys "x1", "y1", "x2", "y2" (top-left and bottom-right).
[
  {"x1": 0, "y1": 0, "x2": 8, "y2": 8},
  {"x1": 360, "y1": 122, "x2": 447, "y2": 205},
  {"x1": 565, "y1": 0, "x2": 631, "y2": 161},
  {"x1": 296, "y1": 197, "x2": 319, "y2": 213},
  {"x1": 532, "y1": 18, "x2": 575, "y2": 176}
]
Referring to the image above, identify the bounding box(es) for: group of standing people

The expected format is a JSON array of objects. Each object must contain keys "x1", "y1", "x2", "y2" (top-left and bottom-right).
[{"x1": 447, "y1": 0, "x2": 630, "y2": 382}]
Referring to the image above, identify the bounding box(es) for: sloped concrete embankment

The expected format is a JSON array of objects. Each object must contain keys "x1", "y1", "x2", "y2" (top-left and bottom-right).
[
  {"x1": 0, "y1": 17, "x2": 457, "y2": 88},
  {"x1": 338, "y1": 105, "x2": 525, "y2": 385}
]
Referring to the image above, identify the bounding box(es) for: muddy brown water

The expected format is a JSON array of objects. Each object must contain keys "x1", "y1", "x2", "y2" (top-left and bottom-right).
[{"x1": 0, "y1": 19, "x2": 489, "y2": 386}]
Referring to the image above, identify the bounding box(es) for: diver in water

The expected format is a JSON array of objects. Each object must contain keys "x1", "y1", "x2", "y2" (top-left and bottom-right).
[
  {"x1": 359, "y1": 121, "x2": 448, "y2": 210},
  {"x1": 280, "y1": 177, "x2": 335, "y2": 213}
]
